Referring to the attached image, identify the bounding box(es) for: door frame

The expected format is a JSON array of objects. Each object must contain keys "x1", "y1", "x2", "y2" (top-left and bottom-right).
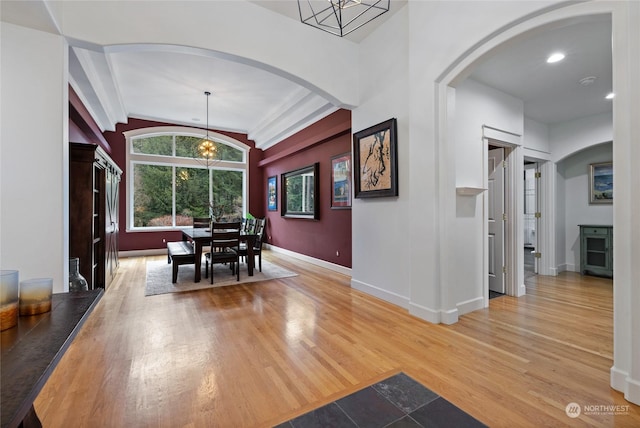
[{"x1": 483, "y1": 127, "x2": 525, "y2": 305}]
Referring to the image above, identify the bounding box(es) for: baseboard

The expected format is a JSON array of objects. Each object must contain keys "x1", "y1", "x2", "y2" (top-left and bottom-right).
[
  {"x1": 351, "y1": 278, "x2": 409, "y2": 309},
  {"x1": 457, "y1": 296, "x2": 484, "y2": 317},
  {"x1": 626, "y1": 376, "x2": 640, "y2": 405},
  {"x1": 265, "y1": 244, "x2": 351, "y2": 276},
  {"x1": 611, "y1": 366, "x2": 640, "y2": 405},
  {"x1": 120, "y1": 248, "x2": 166, "y2": 258},
  {"x1": 611, "y1": 365, "x2": 628, "y2": 392},
  {"x1": 407, "y1": 302, "x2": 443, "y2": 324}
]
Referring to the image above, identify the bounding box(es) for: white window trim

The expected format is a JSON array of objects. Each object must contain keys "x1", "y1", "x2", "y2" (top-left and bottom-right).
[{"x1": 124, "y1": 126, "x2": 250, "y2": 232}]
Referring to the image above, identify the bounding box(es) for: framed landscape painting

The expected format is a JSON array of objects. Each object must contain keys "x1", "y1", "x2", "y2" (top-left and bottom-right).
[
  {"x1": 353, "y1": 118, "x2": 398, "y2": 198},
  {"x1": 267, "y1": 176, "x2": 277, "y2": 211},
  {"x1": 589, "y1": 162, "x2": 613, "y2": 204},
  {"x1": 331, "y1": 153, "x2": 352, "y2": 209}
]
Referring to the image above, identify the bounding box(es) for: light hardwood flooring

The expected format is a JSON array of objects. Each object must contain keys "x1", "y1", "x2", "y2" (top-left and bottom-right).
[{"x1": 34, "y1": 252, "x2": 639, "y2": 427}]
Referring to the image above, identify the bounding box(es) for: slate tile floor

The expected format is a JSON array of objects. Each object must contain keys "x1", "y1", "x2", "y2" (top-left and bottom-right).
[{"x1": 275, "y1": 372, "x2": 487, "y2": 428}]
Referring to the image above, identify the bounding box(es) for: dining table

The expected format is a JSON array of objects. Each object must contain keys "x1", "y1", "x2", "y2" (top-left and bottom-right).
[{"x1": 181, "y1": 227, "x2": 257, "y2": 283}]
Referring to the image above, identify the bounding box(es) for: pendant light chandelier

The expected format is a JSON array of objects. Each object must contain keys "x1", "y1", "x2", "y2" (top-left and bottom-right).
[
  {"x1": 197, "y1": 90, "x2": 218, "y2": 169},
  {"x1": 297, "y1": 0, "x2": 390, "y2": 37}
]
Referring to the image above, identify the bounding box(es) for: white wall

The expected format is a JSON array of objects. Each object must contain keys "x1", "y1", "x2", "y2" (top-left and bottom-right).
[
  {"x1": 523, "y1": 117, "x2": 551, "y2": 160},
  {"x1": 557, "y1": 142, "x2": 613, "y2": 271},
  {"x1": 351, "y1": 5, "x2": 411, "y2": 307},
  {"x1": 405, "y1": 0, "x2": 548, "y2": 323},
  {"x1": 451, "y1": 78, "x2": 524, "y2": 314},
  {"x1": 550, "y1": 111, "x2": 612, "y2": 162},
  {"x1": 1, "y1": 23, "x2": 69, "y2": 292},
  {"x1": 547, "y1": 112, "x2": 613, "y2": 272}
]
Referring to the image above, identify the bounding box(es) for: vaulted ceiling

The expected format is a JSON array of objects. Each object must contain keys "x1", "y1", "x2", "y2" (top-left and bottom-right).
[{"x1": 1, "y1": 1, "x2": 611, "y2": 149}]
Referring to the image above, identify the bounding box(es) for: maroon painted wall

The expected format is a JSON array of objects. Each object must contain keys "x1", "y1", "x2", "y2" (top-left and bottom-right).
[
  {"x1": 261, "y1": 109, "x2": 352, "y2": 268},
  {"x1": 69, "y1": 89, "x2": 352, "y2": 266},
  {"x1": 102, "y1": 118, "x2": 262, "y2": 251}
]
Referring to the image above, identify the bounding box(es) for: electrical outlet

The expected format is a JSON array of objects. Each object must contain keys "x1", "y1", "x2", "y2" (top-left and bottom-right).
[{"x1": 162, "y1": 238, "x2": 166, "y2": 243}]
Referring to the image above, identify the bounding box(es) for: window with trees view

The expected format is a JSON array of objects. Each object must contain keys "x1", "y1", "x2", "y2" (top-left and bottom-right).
[{"x1": 125, "y1": 128, "x2": 249, "y2": 230}]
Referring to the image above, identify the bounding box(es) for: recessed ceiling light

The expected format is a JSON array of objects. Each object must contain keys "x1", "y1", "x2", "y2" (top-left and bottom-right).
[
  {"x1": 547, "y1": 52, "x2": 565, "y2": 63},
  {"x1": 605, "y1": 92, "x2": 615, "y2": 100}
]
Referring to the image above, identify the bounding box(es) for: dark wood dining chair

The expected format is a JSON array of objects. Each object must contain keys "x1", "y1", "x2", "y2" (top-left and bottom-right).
[
  {"x1": 192, "y1": 217, "x2": 210, "y2": 229},
  {"x1": 205, "y1": 221, "x2": 241, "y2": 284},
  {"x1": 238, "y1": 218, "x2": 266, "y2": 272}
]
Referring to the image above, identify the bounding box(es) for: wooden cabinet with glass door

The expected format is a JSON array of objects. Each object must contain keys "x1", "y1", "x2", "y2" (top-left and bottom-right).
[{"x1": 579, "y1": 225, "x2": 613, "y2": 278}]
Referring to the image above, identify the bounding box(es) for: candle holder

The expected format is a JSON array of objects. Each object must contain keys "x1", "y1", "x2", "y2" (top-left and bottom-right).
[
  {"x1": 1, "y1": 270, "x2": 20, "y2": 330},
  {"x1": 19, "y1": 278, "x2": 53, "y2": 316}
]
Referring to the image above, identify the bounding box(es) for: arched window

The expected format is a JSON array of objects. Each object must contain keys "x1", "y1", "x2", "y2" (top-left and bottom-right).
[{"x1": 124, "y1": 127, "x2": 250, "y2": 231}]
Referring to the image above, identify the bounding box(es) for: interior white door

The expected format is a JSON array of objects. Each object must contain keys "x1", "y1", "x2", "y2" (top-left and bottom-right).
[{"x1": 488, "y1": 147, "x2": 505, "y2": 293}]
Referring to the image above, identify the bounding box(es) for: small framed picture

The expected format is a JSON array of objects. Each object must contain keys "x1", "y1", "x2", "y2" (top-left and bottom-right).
[
  {"x1": 353, "y1": 118, "x2": 398, "y2": 198},
  {"x1": 589, "y1": 162, "x2": 613, "y2": 204},
  {"x1": 267, "y1": 175, "x2": 278, "y2": 211},
  {"x1": 331, "y1": 153, "x2": 352, "y2": 209}
]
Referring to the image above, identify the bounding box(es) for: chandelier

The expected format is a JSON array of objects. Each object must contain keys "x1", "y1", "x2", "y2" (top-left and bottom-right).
[
  {"x1": 197, "y1": 91, "x2": 219, "y2": 169},
  {"x1": 297, "y1": 0, "x2": 390, "y2": 37}
]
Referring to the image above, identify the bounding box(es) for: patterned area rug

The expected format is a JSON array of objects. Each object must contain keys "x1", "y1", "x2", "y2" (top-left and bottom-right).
[{"x1": 145, "y1": 259, "x2": 297, "y2": 296}]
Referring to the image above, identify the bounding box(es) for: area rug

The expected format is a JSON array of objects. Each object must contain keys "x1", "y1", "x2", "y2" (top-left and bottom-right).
[
  {"x1": 145, "y1": 259, "x2": 297, "y2": 296},
  {"x1": 275, "y1": 372, "x2": 486, "y2": 428}
]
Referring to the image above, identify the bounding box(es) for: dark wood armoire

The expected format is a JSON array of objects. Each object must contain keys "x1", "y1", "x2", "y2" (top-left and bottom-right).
[{"x1": 69, "y1": 143, "x2": 122, "y2": 290}]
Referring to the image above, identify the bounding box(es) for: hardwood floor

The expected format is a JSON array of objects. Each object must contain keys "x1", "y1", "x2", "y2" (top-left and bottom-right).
[{"x1": 34, "y1": 253, "x2": 639, "y2": 427}]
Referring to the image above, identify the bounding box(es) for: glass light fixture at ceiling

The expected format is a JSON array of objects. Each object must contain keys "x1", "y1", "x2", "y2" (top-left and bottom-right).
[{"x1": 198, "y1": 91, "x2": 218, "y2": 169}]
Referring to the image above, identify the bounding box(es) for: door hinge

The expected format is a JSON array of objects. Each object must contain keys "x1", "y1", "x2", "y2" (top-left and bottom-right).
[
  {"x1": 534, "y1": 212, "x2": 541, "y2": 218},
  {"x1": 502, "y1": 213, "x2": 507, "y2": 221},
  {"x1": 534, "y1": 252, "x2": 542, "y2": 259},
  {"x1": 502, "y1": 160, "x2": 507, "y2": 168},
  {"x1": 535, "y1": 172, "x2": 541, "y2": 178},
  {"x1": 502, "y1": 266, "x2": 507, "y2": 273}
]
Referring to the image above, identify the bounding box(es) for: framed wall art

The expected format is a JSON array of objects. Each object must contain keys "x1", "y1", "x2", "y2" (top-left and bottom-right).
[
  {"x1": 331, "y1": 152, "x2": 352, "y2": 209},
  {"x1": 589, "y1": 162, "x2": 613, "y2": 204},
  {"x1": 267, "y1": 175, "x2": 278, "y2": 211},
  {"x1": 353, "y1": 118, "x2": 398, "y2": 198}
]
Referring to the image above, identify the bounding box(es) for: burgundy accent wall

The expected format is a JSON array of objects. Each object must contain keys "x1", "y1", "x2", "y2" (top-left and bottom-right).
[
  {"x1": 261, "y1": 110, "x2": 352, "y2": 268},
  {"x1": 69, "y1": 90, "x2": 351, "y2": 265},
  {"x1": 102, "y1": 118, "x2": 261, "y2": 251}
]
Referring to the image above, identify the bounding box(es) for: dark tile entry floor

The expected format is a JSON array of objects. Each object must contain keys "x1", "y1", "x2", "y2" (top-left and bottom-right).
[{"x1": 274, "y1": 372, "x2": 487, "y2": 428}]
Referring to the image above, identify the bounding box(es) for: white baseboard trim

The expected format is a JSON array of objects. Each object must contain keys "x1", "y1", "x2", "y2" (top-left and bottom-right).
[
  {"x1": 625, "y1": 376, "x2": 640, "y2": 406},
  {"x1": 457, "y1": 296, "x2": 484, "y2": 317},
  {"x1": 351, "y1": 278, "x2": 409, "y2": 309},
  {"x1": 439, "y1": 308, "x2": 459, "y2": 325},
  {"x1": 408, "y1": 302, "x2": 443, "y2": 324},
  {"x1": 611, "y1": 365, "x2": 628, "y2": 392},
  {"x1": 518, "y1": 283, "x2": 527, "y2": 297},
  {"x1": 120, "y1": 248, "x2": 166, "y2": 258},
  {"x1": 265, "y1": 244, "x2": 352, "y2": 276},
  {"x1": 566, "y1": 263, "x2": 578, "y2": 272},
  {"x1": 610, "y1": 366, "x2": 640, "y2": 405}
]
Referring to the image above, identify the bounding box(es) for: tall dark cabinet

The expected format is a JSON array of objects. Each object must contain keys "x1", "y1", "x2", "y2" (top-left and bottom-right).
[{"x1": 70, "y1": 143, "x2": 122, "y2": 290}]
